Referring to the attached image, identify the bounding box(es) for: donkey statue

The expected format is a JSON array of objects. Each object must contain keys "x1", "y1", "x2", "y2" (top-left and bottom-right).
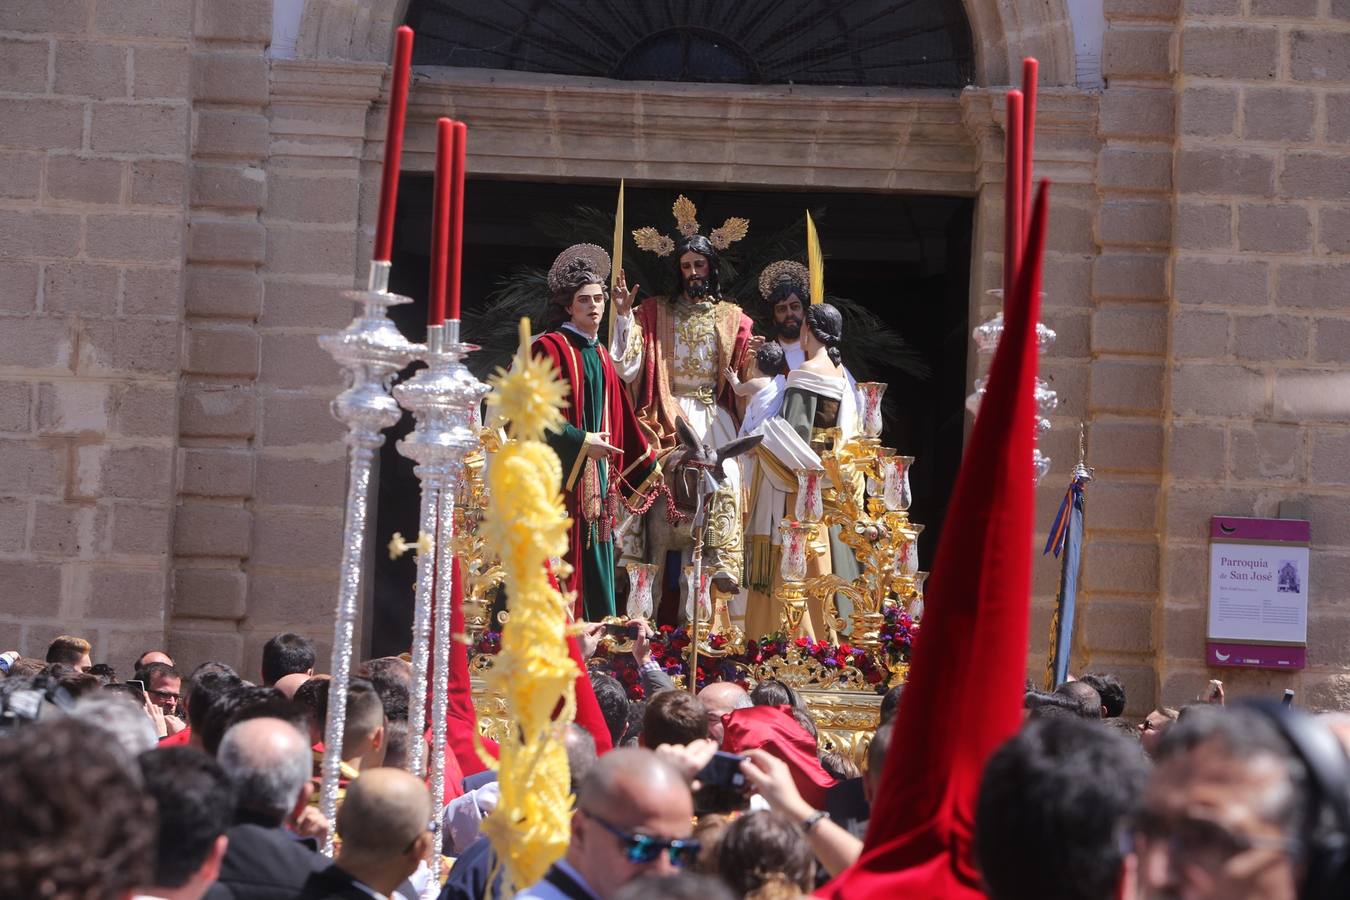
[{"x1": 620, "y1": 417, "x2": 762, "y2": 619}]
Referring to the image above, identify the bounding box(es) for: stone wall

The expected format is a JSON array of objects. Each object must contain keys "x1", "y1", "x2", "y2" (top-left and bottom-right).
[
  {"x1": 0, "y1": 0, "x2": 191, "y2": 669},
  {"x1": 1157, "y1": 0, "x2": 1350, "y2": 709}
]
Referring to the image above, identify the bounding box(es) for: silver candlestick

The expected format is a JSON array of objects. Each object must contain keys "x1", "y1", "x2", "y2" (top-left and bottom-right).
[
  {"x1": 316, "y1": 260, "x2": 416, "y2": 856},
  {"x1": 392, "y1": 318, "x2": 488, "y2": 895}
]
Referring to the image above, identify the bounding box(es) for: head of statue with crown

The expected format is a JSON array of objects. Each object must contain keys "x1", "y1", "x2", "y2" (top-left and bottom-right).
[
  {"x1": 547, "y1": 243, "x2": 611, "y2": 335},
  {"x1": 632, "y1": 195, "x2": 748, "y2": 306}
]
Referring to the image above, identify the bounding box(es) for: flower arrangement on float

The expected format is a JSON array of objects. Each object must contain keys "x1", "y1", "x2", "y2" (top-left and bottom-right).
[{"x1": 471, "y1": 604, "x2": 918, "y2": 701}]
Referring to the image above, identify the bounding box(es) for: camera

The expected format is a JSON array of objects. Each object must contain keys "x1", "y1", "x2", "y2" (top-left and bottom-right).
[
  {"x1": 693, "y1": 750, "x2": 750, "y2": 815},
  {"x1": 603, "y1": 622, "x2": 643, "y2": 640}
]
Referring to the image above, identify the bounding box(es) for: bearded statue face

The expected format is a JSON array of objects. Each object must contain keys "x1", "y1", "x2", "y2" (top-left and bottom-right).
[
  {"x1": 679, "y1": 250, "x2": 712, "y2": 299},
  {"x1": 773, "y1": 293, "x2": 805, "y2": 340}
]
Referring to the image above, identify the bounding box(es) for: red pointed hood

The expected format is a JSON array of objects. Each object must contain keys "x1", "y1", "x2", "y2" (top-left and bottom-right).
[{"x1": 817, "y1": 183, "x2": 1051, "y2": 899}]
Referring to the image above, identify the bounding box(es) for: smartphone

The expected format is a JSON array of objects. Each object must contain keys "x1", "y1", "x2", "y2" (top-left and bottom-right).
[
  {"x1": 1282, "y1": 689, "x2": 1295, "y2": 707},
  {"x1": 127, "y1": 679, "x2": 145, "y2": 692},
  {"x1": 603, "y1": 622, "x2": 642, "y2": 639},
  {"x1": 696, "y1": 751, "x2": 748, "y2": 790}
]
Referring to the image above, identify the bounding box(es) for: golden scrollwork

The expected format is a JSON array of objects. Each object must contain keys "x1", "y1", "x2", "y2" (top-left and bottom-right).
[
  {"x1": 800, "y1": 687, "x2": 882, "y2": 768},
  {"x1": 749, "y1": 643, "x2": 868, "y2": 692}
]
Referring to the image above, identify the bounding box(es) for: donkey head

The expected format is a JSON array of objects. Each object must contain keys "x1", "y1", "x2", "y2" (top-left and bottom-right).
[{"x1": 672, "y1": 417, "x2": 762, "y2": 486}]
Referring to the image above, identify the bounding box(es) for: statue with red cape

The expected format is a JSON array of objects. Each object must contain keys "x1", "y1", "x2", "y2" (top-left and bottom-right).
[{"x1": 532, "y1": 244, "x2": 660, "y2": 621}]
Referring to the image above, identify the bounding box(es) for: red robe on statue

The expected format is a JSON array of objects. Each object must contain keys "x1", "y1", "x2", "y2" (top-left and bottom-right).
[
  {"x1": 532, "y1": 329, "x2": 659, "y2": 620},
  {"x1": 626, "y1": 297, "x2": 755, "y2": 450}
]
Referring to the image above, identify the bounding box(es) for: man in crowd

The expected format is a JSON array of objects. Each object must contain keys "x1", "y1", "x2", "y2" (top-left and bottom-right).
[
  {"x1": 136, "y1": 649, "x2": 175, "y2": 671},
  {"x1": 1134, "y1": 704, "x2": 1349, "y2": 900},
  {"x1": 642, "y1": 690, "x2": 709, "y2": 748},
  {"x1": 296, "y1": 769, "x2": 434, "y2": 899},
  {"x1": 45, "y1": 633, "x2": 92, "y2": 671},
  {"x1": 139, "y1": 748, "x2": 234, "y2": 900},
  {"x1": 696, "y1": 681, "x2": 752, "y2": 746},
  {"x1": 209, "y1": 717, "x2": 326, "y2": 899},
  {"x1": 1053, "y1": 680, "x2": 1104, "y2": 720},
  {"x1": 0, "y1": 718, "x2": 155, "y2": 899},
  {"x1": 976, "y1": 716, "x2": 1149, "y2": 900},
  {"x1": 261, "y1": 632, "x2": 316, "y2": 687},
  {"x1": 140, "y1": 661, "x2": 185, "y2": 720},
  {"x1": 519, "y1": 747, "x2": 696, "y2": 899},
  {"x1": 1082, "y1": 672, "x2": 1126, "y2": 719}
]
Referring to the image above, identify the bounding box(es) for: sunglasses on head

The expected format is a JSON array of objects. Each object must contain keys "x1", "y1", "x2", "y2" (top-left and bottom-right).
[{"x1": 583, "y1": 811, "x2": 700, "y2": 868}]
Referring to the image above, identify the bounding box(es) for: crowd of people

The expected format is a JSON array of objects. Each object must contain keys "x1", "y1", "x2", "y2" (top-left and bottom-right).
[{"x1": 3, "y1": 629, "x2": 1350, "y2": 900}]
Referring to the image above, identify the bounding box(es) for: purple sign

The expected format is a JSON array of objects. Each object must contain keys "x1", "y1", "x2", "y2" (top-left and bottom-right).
[{"x1": 1208, "y1": 516, "x2": 1310, "y2": 671}]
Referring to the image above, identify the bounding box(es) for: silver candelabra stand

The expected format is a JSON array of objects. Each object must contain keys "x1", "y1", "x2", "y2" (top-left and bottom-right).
[
  {"x1": 965, "y1": 290, "x2": 1058, "y2": 483},
  {"x1": 392, "y1": 318, "x2": 488, "y2": 895},
  {"x1": 316, "y1": 260, "x2": 416, "y2": 856}
]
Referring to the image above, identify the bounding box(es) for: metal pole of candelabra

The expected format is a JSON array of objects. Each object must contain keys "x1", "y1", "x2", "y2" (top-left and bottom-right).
[
  {"x1": 316, "y1": 260, "x2": 416, "y2": 856},
  {"x1": 392, "y1": 319, "x2": 487, "y2": 894}
]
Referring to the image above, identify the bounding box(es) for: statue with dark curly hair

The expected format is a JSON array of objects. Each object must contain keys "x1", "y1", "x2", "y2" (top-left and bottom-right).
[
  {"x1": 535, "y1": 244, "x2": 660, "y2": 619},
  {"x1": 609, "y1": 230, "x2": 758, "y2": 599}
]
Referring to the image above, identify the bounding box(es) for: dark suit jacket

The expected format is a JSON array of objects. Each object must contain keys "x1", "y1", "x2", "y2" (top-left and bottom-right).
[
  {"x1": 294, "y1": 864, "x2": 381, "y2": 900},
  {"x1": 204, "y1": 820, "x2": 327, "y2": 900},
  {"x1": 440, "y1": 834, "x2": 504, "y2": 900}
]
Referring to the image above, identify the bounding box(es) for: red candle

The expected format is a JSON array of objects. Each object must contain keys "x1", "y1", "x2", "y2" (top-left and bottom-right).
[
  {"x1": 372, "y1": 26, "x2": 414, "y2": 263},
  {"x1": 428, "y1": 118, "x2": 453, "y2": 326},
  {"x1": 1003, "y1": 90, "x2": 1024, "y2": 302},
  {"x1": 446, "y1": 120, "x2": 467, "y2": 322},
  {"x1": 1021, "y1": 58, "x2": 1039, "y2": 236}
]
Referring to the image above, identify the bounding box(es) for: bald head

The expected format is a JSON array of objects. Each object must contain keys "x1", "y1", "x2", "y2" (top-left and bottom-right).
[
  {"x1": 273, "y1": 672, "x2": 310, "y2": 699},
  {"x1": 576, "y1": 747, "x2": 692, "y2": 821},
  {"x1": 337, "y1": 768, "x2": 432, "y2": 858},
  {"x1": 570, "y1": 748, "x2": 694, "y2": 894},
  {"x1": 697, "y1": 682, "x2": 752, "y2": 745},
  {"x1": 217, "y1": 717, "x2": 312, "y2": 825}
]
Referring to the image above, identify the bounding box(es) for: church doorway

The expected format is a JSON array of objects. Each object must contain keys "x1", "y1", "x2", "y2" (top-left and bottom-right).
[{"x1": 368, "y1": 177, "x2": 972, "y2": 655}]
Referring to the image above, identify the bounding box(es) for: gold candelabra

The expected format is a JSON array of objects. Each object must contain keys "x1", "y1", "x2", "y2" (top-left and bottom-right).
[{"x1": 770, "y1": 382, "x2": 928, "y2": 652}]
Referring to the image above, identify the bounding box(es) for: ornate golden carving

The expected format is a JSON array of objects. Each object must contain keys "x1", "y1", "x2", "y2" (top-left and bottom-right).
[{"x1": 749, "y1": 642, "x2": 868, "y2": 692}]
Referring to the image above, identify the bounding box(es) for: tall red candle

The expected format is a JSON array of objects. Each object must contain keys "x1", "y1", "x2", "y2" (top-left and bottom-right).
[
  {"x1": 446, "y1": 120, "x2": 467, "y2": 322},
  {"x1": 372, "y1": 26, "x2": 414, "y2": 263},
  {"x1": 1021, "y1": 58, "x2": 1039, "y2": 236},
  {"x1": 1003, "y1": 90, "x2": 1024, "y2": 302},
  {"x1": 428, "y1": 118, "x2": 453, "y2": 326}
]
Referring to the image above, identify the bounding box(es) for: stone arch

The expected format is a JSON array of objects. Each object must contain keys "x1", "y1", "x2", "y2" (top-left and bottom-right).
[
  {"x1": 964, "y1": 0, "x2": 1077, "y2": 86},
  {"x1": 293, "y1": 0, "x2": 1077, "y2": 88},
  {"x1": 293, "y1": 0, "x2": 411, "y2": 62}
]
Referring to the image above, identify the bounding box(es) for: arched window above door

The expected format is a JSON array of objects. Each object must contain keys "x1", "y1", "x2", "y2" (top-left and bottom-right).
[{"x1": 405, "y1": 0, "x2": 975, "y2": 88}]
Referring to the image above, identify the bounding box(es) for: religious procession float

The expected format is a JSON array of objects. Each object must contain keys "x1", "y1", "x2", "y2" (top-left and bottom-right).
[{"x1": 313, "y1": 28, "x2": 1059, "y2": 886}]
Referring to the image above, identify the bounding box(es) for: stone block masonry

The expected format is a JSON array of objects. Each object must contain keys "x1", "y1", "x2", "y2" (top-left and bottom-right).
[{"x1": 0, "y1": 3, "x2": 190, "y2": 662}]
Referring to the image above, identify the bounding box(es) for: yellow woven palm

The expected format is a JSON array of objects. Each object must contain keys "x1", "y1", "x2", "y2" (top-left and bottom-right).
[{"x1": 480, "y1": 318, "x2": 577, "y2": 890}]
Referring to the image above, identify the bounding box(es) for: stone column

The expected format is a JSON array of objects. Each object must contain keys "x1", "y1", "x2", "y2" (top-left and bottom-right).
[{"x1": 170, "y1": 0, "x2": 273, "y2": 671}]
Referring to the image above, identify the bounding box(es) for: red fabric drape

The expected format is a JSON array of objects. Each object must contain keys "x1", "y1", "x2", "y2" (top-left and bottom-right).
[
  {"x1": 817, "y1": 184, "x2": 1051, "y2": 899},
  {"x1": 566, "y1": 634, "x2": 614, "y2": 755},
  {"x1": 447, "y1": 558, "x2": 498, "y2": 775}
]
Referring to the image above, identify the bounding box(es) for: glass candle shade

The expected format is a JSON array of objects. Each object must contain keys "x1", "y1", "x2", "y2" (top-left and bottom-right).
[
  {"x1": 883, "y1": 455, "x2": 914, "y2": 512},
  {"x1": 1033, "y1": 447, "x2": 1052, "y2": 485},
  {"x1": 908, "y1": 571, "x2": 929, "y2": 620},
  {"x1": 682, "y1": 565, "x2": 712, "y2": 622},
  {"x1": 779, "y1": 522, "x2": 812, "y2": 583},
  {"x1": 627, "y1": 562, "x2": 659, "y2": 619},
  {"x1": 794, "y1": 468, "x2": 824, "y2": 523},
  {"x1": 856, "y1": 382, "x2": 887, "y2": 439}
]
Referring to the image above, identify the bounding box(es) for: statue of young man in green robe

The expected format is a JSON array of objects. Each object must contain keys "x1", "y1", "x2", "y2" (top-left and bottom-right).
[{"x1": 532, "y1": 244, "x2": 660, "y2": 621}]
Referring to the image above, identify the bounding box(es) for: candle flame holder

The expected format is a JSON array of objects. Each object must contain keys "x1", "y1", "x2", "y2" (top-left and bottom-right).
[
  {"x1": 316, "y1": 260, "x2": 416, "y2": 856},
  {"x1": 392, "y1": 318, "x2": 488, "y2": 891}
]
